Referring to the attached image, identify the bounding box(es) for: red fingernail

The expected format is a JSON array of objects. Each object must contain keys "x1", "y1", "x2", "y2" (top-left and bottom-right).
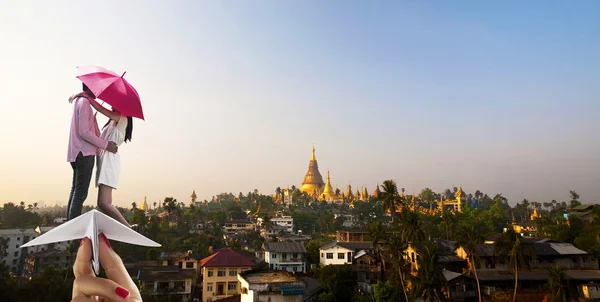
[
  {"x1": 115, "y1": 286, "x2": 129, "y2": 299},
  {"x1": 80, "y1": 237, "x2": 88, "y2": 246},
  {"x1": 100, "y1": 233, "x2": 112, "y2": 249}
]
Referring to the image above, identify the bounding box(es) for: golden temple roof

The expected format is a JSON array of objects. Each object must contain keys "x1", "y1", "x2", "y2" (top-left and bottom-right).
[
  {"x1": 299, "y1": 145, "x2": 325, "y2": 196},
  {"x1": 373, "y1": 183, "x2": 380, "y2": 199},
  {"x1": 140, "y1": 195, "x2": 149, "y2": 211},
  {"x1": 320, "y1": 171, "x2": 336, "y2": 201}
]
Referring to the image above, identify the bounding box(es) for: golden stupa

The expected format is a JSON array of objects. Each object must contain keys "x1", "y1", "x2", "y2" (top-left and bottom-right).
[
  {"x1": 320, "y1": 171, "x2": 336, "y2": 201},
  {"x1": 140, "y1": 195, "x2": 149, "y2": 211},
  {"x1": 299, "y1": 146, "x2": 325, "y2": 196},
  {"x1": 373, "y1": 183, "x2": 380, "y2": 199}
]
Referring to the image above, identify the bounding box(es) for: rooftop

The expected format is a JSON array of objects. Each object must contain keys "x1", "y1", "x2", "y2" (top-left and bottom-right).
[
  {"x1": 321, "y1": 241, "x2": 373, "y2": 251},
  {"x1": 136, "y1": 266, "x2": 196, "y2": 281},
  {"x1": 263, "y1": 241, "x2": 307, "y2": 253},
  {"x1": 240, "y1": 270, "x2": 301, "y2": 284},
  {"x1": 200, "y1": 248, "x2": 255, "y2": 267}
]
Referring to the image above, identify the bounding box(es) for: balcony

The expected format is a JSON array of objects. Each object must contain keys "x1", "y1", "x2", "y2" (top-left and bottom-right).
[{"x1": 279, "y1": 258, "x2": 305, "y2": 263}]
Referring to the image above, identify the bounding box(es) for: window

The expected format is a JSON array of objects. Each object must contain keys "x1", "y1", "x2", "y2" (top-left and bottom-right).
[
  {"x1": 207, "y1": 269, "x2": 214, "y2": 277},
  {"x1": 228, "y1": 282, "x2": 237, "y2": 291},
  {"x1": 14, "y1": 251, "x2": 18, "y2": 257},
  {"x1": 229, "y1": 268, "x2": 237, "y2": 276},
  {"x1": 207, "y1": 282, "x2": 213, "y2": 291},
  {"x1": 55, "y1": 257, "x2": 60, "y2": 261},
  {"x1": 293, "y1": 253, "x2": 297, "y2": 258},
  {"x1": 293, "y1": 266, "x2": 297, "y2": 272},
  {"x1": 326, "y1": 253, "x2": 333, "y2": 259},
  {"x1": 186, "y1": 262, "x2": 194, "y2": 269},
  {"x1": 15, "y1": 245, "x2": 19, "y2": 249},
  {"x1": 218, "y1": 268, "x2": 226, "y2": 277},
  {"x1": 272, "y1": 253, "x2": 276, "y2": 258},
  {"x1": 207, "y1": 298, "x2": 212, "y2": 302},
  {"x1": 338, "y1": 253, "x2": 344, "y2": 259},
  {"x1": 242, "y1": 287, "x2": 248, "y2": 294},
  {"x1": 321, "y1": 253, "x2": 324, "y2": 258},
  {"x1": 282, "y1": 253, "x2": 287, "y2": 259},
  {"x1": 17, "y1": 237, "x2": 20, "y2": 241}
]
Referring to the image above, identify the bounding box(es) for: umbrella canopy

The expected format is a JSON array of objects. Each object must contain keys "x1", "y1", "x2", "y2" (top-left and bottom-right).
[{"x1": 76, "y1": 66, "x2": 144, "y2": 120}]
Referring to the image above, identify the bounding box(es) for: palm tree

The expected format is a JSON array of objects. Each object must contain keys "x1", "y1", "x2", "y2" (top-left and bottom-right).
[
  {"x1": 496, "y1": 229, "x2": 525, "y2": 302},
  {"x1": 409, "y1": 242, "x2": 446, "y2": 301},
  {"x1": 367, "y1": 220, "x2": 386, "y2": 281},
  {"x1": 456, "y1": 223, "x2": 485, "y2": 302},
  {"x1": 399, "y1": 208, "x2": 425, "y2": 245},
  {"x1": 379, "y1": 180, "x2": 402, "y2": 223},
  {"x1": 385, "y1": 225, "x2": 410, "y2": 302},
  {"x1": 547, "y1": 264, "x2": 566, "y2": 302}
]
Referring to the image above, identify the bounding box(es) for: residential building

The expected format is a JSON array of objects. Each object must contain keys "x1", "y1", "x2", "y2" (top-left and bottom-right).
[
  {"x1": 263, "y1": 241, "x2": 307, "y2": 273},
  {"x1": 352, "y1": 250, "x2": 381, "y2": 294},
  {"x1": 0, "y1": 227, "x2": 68, "y2": 275},
  {"x1": 336, "y1": 230, "x2": 372, "y2": 243},
  {"x1": 406, "y1": 240, "x2": 466, "y2": 272},
  {"x1": 580, "y1": 283, "x2": 600, "y2": 300},
  {"x1": 200, "y1": 248, "x2": 254, "y2": 302},
  {"x1": 136, "y1": 265, "x2": 196, "y2": 301},
  {"x1": 319, "y1": 242, "x2": 373, "y2": 266},
  {"x1": 568, "y1": 204, "x2": 596, "y2": 223},
  {"x1": 270, "y1": 215, "x2": 294, "y2": 233},
  {"x1": 442, "y1": 270, "x2": 478, "y2": 301},
  {"x1": 23, "y1": 248, "x2": 73, "y2": 279},
  {"x1": 238, "y1": 270, "x2": 306, "y2": 302},
  {"x1": 223, "y1": 220, "x2": 255, "y2": 234}
]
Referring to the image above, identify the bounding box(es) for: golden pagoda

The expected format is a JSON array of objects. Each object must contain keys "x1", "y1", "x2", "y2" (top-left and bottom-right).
[
  {"x1": 299, "y1": 145, "x2": 325, "y2": 197},
  {"x1": 140, "y1": 195, "x2": 149, "y2": 211},
  {"x1": 190, "y1": 190, "x2": 197, "y2": 203},
  {"x1": 320, "y1": 171, "x2": 336, "y2": 201},
  {"x1": 530, "y1": 202, "x2": 541, "y2": 220},
  {"x1": 345, "y1": 183, "x2": 353, "y2": 199},
  {"x1": 373, "y1": 183, "x2": 380, "y2": 199},
  {"x1": 361, "y1": 186, "x2": 369, "y2": 201}
]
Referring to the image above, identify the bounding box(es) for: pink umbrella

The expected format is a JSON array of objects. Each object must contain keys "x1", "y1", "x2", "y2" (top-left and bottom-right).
[{"x1": 76, "y1": 66, "x2": 145, "y2": 120}]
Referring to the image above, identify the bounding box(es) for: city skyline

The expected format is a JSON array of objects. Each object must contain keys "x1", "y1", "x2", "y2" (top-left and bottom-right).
[{"x1": 0, "y1": 1, "x2": 599, "y2": 207}]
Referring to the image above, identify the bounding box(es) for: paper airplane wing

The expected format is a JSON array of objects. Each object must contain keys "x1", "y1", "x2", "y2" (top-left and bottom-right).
[
  {"x1": 21, "y1": 211, "x2": 93, "y2": 248},
  {"x1": 95, "y1": 210, "x2": 161, "y2": 247}
]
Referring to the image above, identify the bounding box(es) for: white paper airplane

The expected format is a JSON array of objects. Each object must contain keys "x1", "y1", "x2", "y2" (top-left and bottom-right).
[{"x1": 21, "y1": 209, "x2": 161, "y2": 274}]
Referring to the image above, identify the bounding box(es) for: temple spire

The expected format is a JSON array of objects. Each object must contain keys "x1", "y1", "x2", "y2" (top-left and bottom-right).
[{"x1": 299, "y1": 145, "x2": 325, "y2": 195}]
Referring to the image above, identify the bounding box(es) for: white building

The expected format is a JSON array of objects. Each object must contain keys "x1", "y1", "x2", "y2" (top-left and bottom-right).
[
  {"x1": 263, "y1": 241, "x2": 307, "y2": 273},
  {"x1": 270, "y1": 216, "x2": 294, "y2": 233},
  {"x1": 223, "y1": 220, "x2": 255, "y2": 234},
  {"x1": 319, "y1": 242, "x2": 373, "y2": 266},
  {"x1": 239, "y1": 270, "x2": 306, "y2": 302},
  {"x1": 0, "y1": 227, "x2": 69, "y2": 275}
]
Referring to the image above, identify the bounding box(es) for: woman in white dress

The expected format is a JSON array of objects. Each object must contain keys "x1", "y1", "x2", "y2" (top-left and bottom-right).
[{"x1": 70, "y1": 92, "x2": 134, "y2": 228}]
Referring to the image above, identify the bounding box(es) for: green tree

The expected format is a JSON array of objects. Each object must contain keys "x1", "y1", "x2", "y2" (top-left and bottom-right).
[
  {"x1": 496, "y1": 229, "x2": 526, "y2": 302},
  {"x1": 455, "y1": 221, "x2": 486, "y2": 302},
  {"x1": 547, "y1": 264, "x2": 567, "y2": 302},
  {"x1": 378, "y1": 180, "x2": 402, "y2": 223},
  {"x1": 409, "y1": 242, "x2": 446, "y2": 301}
]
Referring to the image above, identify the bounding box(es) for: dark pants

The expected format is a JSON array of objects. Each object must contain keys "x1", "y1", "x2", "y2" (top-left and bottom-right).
[{"x1": 67, "y1": 152, "x2": 95, "y2": 220}]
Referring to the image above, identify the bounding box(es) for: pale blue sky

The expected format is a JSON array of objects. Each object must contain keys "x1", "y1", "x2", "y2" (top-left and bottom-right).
[{"x1": 0, "y1": 1, "x2": 598, "y2": 207}]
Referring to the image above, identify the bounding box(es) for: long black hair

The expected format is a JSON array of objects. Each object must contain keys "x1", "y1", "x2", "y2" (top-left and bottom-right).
[{"x1": 103, "y1": 116, "x2": 133, "y2": 143}]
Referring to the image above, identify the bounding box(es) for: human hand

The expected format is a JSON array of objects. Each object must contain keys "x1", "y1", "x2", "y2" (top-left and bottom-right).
[
  {"x1": 106, "y1": 142, "x2": 118, "y2": 153},
  {"x1": 71, "y1": 234, "x2": 143, "y2": 302},
  {"x1": 69, "y1": 92, "x2": 86, "y2": 104}
]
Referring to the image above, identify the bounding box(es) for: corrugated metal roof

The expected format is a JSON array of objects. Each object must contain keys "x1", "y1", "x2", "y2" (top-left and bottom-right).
[
  {"x1": 263, "y1": 241, "x2": 307, "y2": 253},
  {"x1": 550, "y1": 243, "x2": 588, "y2": 255}
]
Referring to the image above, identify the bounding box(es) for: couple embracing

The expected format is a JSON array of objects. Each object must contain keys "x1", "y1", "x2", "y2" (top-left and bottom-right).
[{"x1": 66, "y1": 82, "x2": 136, "y2": 229}]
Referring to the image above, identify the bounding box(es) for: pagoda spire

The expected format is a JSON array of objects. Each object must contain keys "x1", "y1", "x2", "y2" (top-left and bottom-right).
[{"x1": 299, "y1": 145, "x2": 325, "y2": 195}]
